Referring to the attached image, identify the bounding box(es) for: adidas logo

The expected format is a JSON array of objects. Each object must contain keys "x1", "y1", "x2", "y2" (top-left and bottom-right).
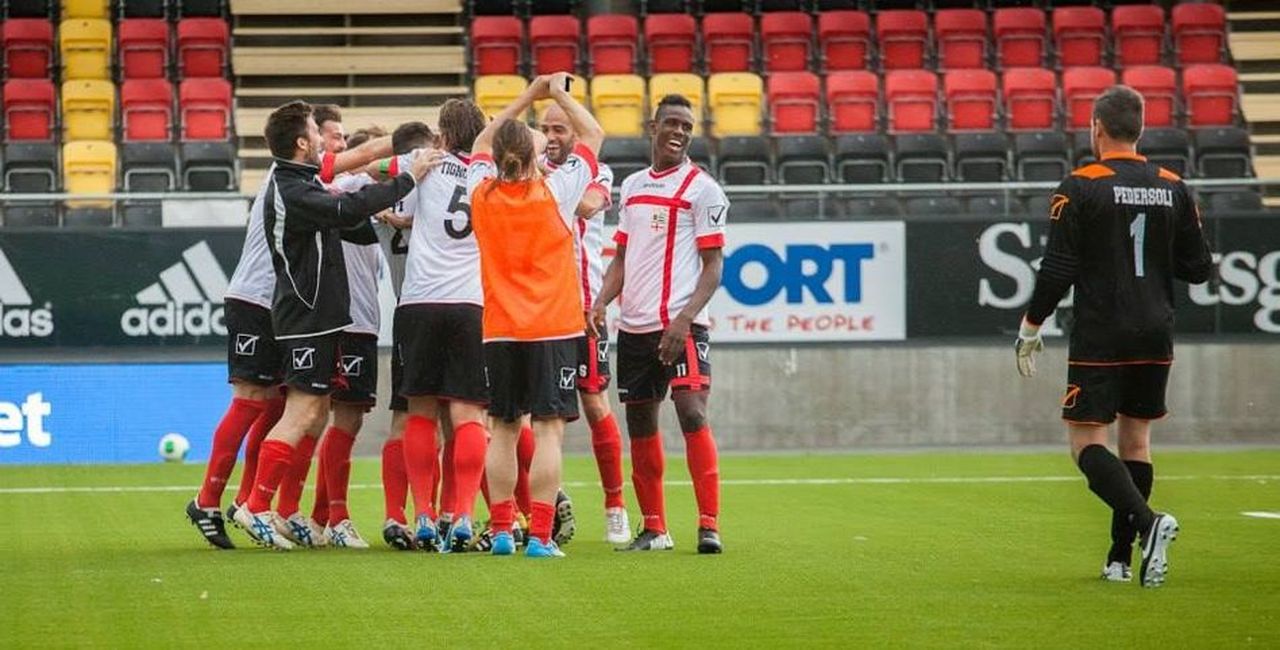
[
  {"x1": 0, "y1": 247, "x2": 54, "y2": 338},
  {"x1": 120, "y1": 241, "x2": 229, "y2": 337}
]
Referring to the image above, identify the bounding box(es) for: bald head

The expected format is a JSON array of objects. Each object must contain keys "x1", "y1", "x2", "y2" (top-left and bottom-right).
[{"x1": 539, "y1": 103, "x2": 577, "y2": 166}]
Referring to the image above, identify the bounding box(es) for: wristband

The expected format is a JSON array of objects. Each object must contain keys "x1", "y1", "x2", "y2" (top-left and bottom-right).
[{"x1": 379, "y1": 159, "x2": 391, "y2": 175}]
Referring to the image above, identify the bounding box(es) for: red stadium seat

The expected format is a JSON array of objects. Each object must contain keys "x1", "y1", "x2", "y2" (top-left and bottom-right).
[
  {"x1": 817, "y1": 10, "x2": 869, "y2": 72},
  {"x1": 1121, "y1": 66, "x2": 1176, "y2": 127},
  {"x1": 944, "y1": 69, "x2": 996, "y2": 131},
  {"x1": 1062, "y1": 66, "x2": 1116, "y2": 130},
  {"x1": 1002, "y1": 67, "x2": 1056, "y2": 131},
  {"x1": 877, "y1": 10, "x2": 928, "y2": 70},
  {"x1": 760, "y1": 11, "x2": 812, "y2": 73},
  {"x1": 471, "y1": 16, "x2": 522, "y2": 76},
  {"x1": 1172, "y1": 3, "x2": 1226, "y2": 65},
  {"x1": 587, "y1": 15, "x2": 637, "y2": 75},
  {"x1": 2, "y1": 19, "x2": 53, "y2": 79},
  {"x1": 993, "y1": 8, "x2": 1044, "y2": 69},
  {"x1": 767, "y1": 71, "x2": 819, "y2": 133},
  {"x1": 1183, "y1": 64, "x2": 1238, "y2": 127},
  {"x1": 644, "y1": 14, "x2": 695, "y2": 74},
  {"x1": 118, "y1": 18, "x2": 169, "y2": 79},
  {"x1": 826, "y1": 70, "x2": 878, "y2": 133},
  {"x1": 1111, "y1": 5, "x2": 1165, "y2": 67},
  {"x1": 885, "y1": 69, "x2": 937, "y2": 133},
  {"x1": 935, "y1": 9, "x2": 987, "y2": 70},
  {"x1": 529, "y1": 15, "x2": 580, "y2": 75},
  {"x1": 179, "y1": 77, "x2": 231, "y2": 140},
  {"x1": 3, "y1": 78, "x2": 56, "y2": 140},
  {"x1": 121, "y1": 78, "x2": 173, "y2": 141},
  {"x1": 702, "y1": 12, "x2": 754, "y2": 73},
  {"x1": 176, "y1": 18, "x2": 228, "y2": 78},
  {"x1": 1053, "y1": 7, "x2": 1105, "y2": 68}
]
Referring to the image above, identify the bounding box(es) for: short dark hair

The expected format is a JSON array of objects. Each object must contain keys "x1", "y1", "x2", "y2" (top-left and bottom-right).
[
  {"x1": 653, "y1": 94, "x2": 694, "y2": 120},
  {"x1": 345, "y1": 125, "x2": 386, "y2": 149},
  {"x1": 438, "y1": 99, "x2": 486, "y2": 153},
  {"x1": 393, "y1": 121, "x2": 434, "y2": 155},
  {"x1": 312, "y1": 104, "x2": 343, "y2": 129},
  {"x1": 1092, "y1": 86, "x2": 1144, "y2": 143},
  {"x1": 264, "y1": 100, "x2": 312, "y2": 159}
]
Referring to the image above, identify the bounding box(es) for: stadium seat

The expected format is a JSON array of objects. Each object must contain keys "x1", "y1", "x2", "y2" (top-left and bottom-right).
[
  {"x1": 1025, "y1": 193, "x2": 1052, "y2": 219},
  {"x1": 965, "y1": 194, "x2": 1025, "y2": 217},
  {"x1": 844, "y1": 196, "x2": 901, "y2": 219},
  {"x1": 944, "y1": 69, "x2": 997, "y2": 131},
  {"x1": 471, "y1": 16, "x2": 522, "y2": 76},
  {"x1": 954, "y1": 131, "x2": 1007, "y2": 182},
  {"x1": 1014, "y1": 131, "x2": 1070, "y2": 181},
  {"x1": 3, "y1": 0, "x2": 53, "y2": 18},
  {"x1": 181, "y1": 140, "x2": 235, "y2": 189},
  {"x1": 118, "y1": 18, "x2": 169, "y2": 79},
  {"x1": 993, "y1": 8, "x2": 1045, "y2": 69},
  {"x1": 782, "y1": 198, "x2": 831, "y2": 222},
  {"x1": 1053, "y1": 7, "x2": 1105, "y2": 67},
  {"x1": 776, "y1": 135, "x2": 829, "y2": 185},
  {"x1": 599, "y1": 136, "x2": 648, "y2": 184},
  {"x1": 63, "y1": 139, "x2": 117, "y2": 226},
  {"x1": 121, "y1": 0, "x2": 167, "y2": 18},
  {"x1": 529, "y1": 15, "x2": 580, "y2": 75},
  {"x1": 61, "y1": 79, "x2": 115, "y2": 141},
  {"x1": 1172, "y1": 2, "x2": 1225, "y2": 65},
  {"x1": 644, "y1": 14, "x2": 696, "y2": 74},
  {"x1": 834, "y1": 133, "x2": 890, "y2": 183},
  {"x1": 717, "y1": 136, "x2": 771, "y2": 185},
  {"x1": 121, "y1": 141, "x2": 176, "y2": 191},
  {"x1": 59, "y1": 18, "x2": 112, "y2": 80},
  {"x1": 177, "y1": 18, "x2": 228, "y2": 78},
  {"x1": 1112, "y1": 5, "x2": 1165, "y2": 67},
  {"x1": 587, "y1": 15, "x2": 637, "y2": 75},
  {"x1": 688, "y1": 138, "x2": 713, "y2": 172},
  {"x1": 1194, "y1": 127, "x2": 1253, "y2": 179},
  {"x1": 707, "y1": 72, "x2": 763, "y2": 137},
  {"x1": 1206, "y1": 190, "x2": 1263, "y2": 214},
  {"x1": 905, "y1": 196, "x2": 963, "y2": 216},
  {"x1": 474, "y1": 75, "x2": 527, "y2": 120},
  {"x1": 2, "y1": 18, "x2": 54, "y2": 78},
  {"x1": 934, "y1": 9, "x2": 987, "y2": 70},
  {"x1": 817, "y1": 10, "x2": 869, "y2": 72},
  {"x1": 2, "y1": 141, "x2": 58, "y2": 191},
  {"x1": 826, "y1": 70, "x2": 878, "y2": 133},
  {"x1": 767, "y1": 71, "x2": 819, "y2": 134},
  {"x1": 120, "y1": 79, "x2": 173, "y2": 141},
  {"x1": 3, "y1": 78, "x2": 56, "y2": 141},
  {"x1": 1002, "y1": 68, "x2": 1055, "y2": 131},
  {"x1": 1137, "y1": 128, "x2": 1190, "y2": 178},
  {"x1": 731, "y1": 199, "x2": 782, "y2": 221},
  {"x1": 649, "y1": 73, "x2": 704, "y2": 134},
  {"x1": 1071, "y1": 130, "x2": 1094, "y2": 167},
  {"x1": 1183, "y1": 64, "x2": 1237, "y2": 127},
  {"x1": 702, "y1": 12, "x2": 754, "y2": 73},
  {"x1": 590, "y1": 74, "x2": 646, "y2": 137},
  {"x1": 178, "y1": 0, "x2": 226, "y2": 17},
  {"x1": 895, "y1": 133, "x2": 948, "y2": 182},
  {"x1": 1062, "y1": 67, "x2": 1115, "y2": 131},
  {"x1": 876, "y1": 10, "x2": 928, "y2": 70},
  {"x1": 760, "y1": 11, "x2": 811, "y2": 73},
  {"x1": 885, "y1": 69, "x2": 937, "y2": 133},
  {"x1": 178, "y1": 77, "x2": 231, "y2": 140},
  {"x1": 1120, "y1": 66, "x2": 1176, "y2": 128},
  {"x1": 62, "y1": 0, "x2": 108, "y2": 18}
]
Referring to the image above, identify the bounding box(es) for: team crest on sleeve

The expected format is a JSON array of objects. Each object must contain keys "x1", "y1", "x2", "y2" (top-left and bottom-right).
[
  {"x1": 707, "y1": 205, "x2": 727, "y2": 226},
  {"x1": 1049, "y1": 194, "x2": 1070, "y2": 220}
]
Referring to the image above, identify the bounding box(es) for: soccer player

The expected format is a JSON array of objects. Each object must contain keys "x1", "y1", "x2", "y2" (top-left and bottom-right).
[
  {"x1": 1014, "y1": 86, "x2": 1212, "y2": 587},
  {"x1": 591, "y1": 94, "x2": 727, "y2": 554},
  {"x1": 231, "y1": 100, "x2": 434, "y2": 550},
  {"x1": 538, "y1": 103, "x2": 630, "y2": 544},
  {"x1": 472, "y1": 72, "x2": 602, "y2": 558}
]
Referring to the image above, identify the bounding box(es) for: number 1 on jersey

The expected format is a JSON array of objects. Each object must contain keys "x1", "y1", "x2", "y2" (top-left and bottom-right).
[{"x1": 1129, "y1": 212, "x2": 1146, "y2": 278}]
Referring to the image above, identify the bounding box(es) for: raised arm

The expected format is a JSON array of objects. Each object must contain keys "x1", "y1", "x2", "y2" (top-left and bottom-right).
[
  {"x1": 320, "y1": 135, "x2": 394, "y2": 182},
  {"x1": 473, "y1": 76, "x2": 551, "y2": 158},
  {"x1": 547, "y1": 72, "x2": 604, "y2": 155}
]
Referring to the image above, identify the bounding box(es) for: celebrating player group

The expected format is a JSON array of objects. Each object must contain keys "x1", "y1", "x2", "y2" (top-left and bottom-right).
[{"x1": 185, "y1": 71, "x2": 728, "y2": 558}]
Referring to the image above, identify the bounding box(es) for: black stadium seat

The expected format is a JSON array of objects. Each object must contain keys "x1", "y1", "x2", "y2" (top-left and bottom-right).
[
  {"x1": 895, "y1": 133, "x2": 949, "y2": 183},
  {"x1": 954, "y1": 132, "x2": 1008, "y2": 182},
  {"x1": 1072, "y1": 131, "x2": 1095, "y2": 167},
  {"x1": 688, "y1": 138, "x2": 714, "y2": 173},
  {"x1": 717, "y1": 136, "x2": 772, "y2": 185},
  {"x1": 1026, "y1": 194, "x2": 1051, "y2": 218},
  {"x1": 1195, "y1": 127, "x2": 1253, "y2": 179},
  {"x1": 123, "y1": 143, "x2": 177, "y2": 192},
  {"x1": 181, "y1": 141, "x2": 236, "y2": 190},
  {"x1": 1014, "y1": 131, "x2": 1070, "y2": 182},
  {"x1": 834, "y1": 134, "x2": 890, "y2": 184},
  {"x1": 2, "y1": 142, "x2": 57, "y2": 192},
  {"x1": 1138, "y1": 128, "x2": 1191, "y2": 178},
  {"x1": 1207, "y1": 190, "x2": 1264, "y2": 214},
  {"x1": 844, "y1": 196, "x2": 903, "y2": 219},
  {"x1": 600, "y1": 137, "x2": 649, "y2": 185},
  {"x1": 731, "y1": 198, "x2": 782, "y2": 221},
  {"x1": 776, "y1": 135, "x2": 829, "y2": 185}
]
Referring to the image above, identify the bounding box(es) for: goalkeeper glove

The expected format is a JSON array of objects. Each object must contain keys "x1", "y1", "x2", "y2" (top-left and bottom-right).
[{"x1": 1015, "y1": 318, "x2": 1044, "y2": 378}]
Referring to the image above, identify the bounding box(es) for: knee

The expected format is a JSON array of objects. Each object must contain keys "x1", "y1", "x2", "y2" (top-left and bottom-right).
[
  {"x1": 625, "y1": 406, "x2": 659, "y2": 438},
  {"x1": 1117, "y1": 435, "x2": 1150, "y2": 460},
  {"x1": 232, "y1": 381, "x2": 273, "y2": 402},
  {"x1": 581, "y1": 394, "x2": 610, "y2": 423},
  {"x1": 673, "y1": 398, "x2": 708, "y2": 433}
]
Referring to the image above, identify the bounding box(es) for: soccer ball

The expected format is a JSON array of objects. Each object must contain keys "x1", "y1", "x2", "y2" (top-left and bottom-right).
[{"x1": 158, "y1": 433, "x2": 190, "y2": 463}]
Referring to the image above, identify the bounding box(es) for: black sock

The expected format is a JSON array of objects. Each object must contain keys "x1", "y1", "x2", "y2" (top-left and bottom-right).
[
  {"x1": 1108, "y1": 460, "x2": 1154, "y2": 564},
  {"x1": 1077, "y1": 444, "x2": 1155, "y2": 540}
]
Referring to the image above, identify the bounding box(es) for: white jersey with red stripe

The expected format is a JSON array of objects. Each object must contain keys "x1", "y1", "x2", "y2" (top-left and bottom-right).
[
  {"x1": 543, "y1": 154, "x2": 613, "y2": 309},
  {"x1": 615, "y1": 159, "x2": 729, "y2": 334},
  {"x1": 224, "y1": 163, "x2": 276, "y2": 309},
  {"x1": 392, "y1": 149, "x2": 483, "y2": 307},
  {"x1": 328, "y1": 172, "x2": 384, "y2": 335}
]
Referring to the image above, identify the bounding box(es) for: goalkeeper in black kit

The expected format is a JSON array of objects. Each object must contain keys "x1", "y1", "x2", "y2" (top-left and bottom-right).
[{"x1": 1012, "y1": 86, "x2": 1213, "y2": 588}]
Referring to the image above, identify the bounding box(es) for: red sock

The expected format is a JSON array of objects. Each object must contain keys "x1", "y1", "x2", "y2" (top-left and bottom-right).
[
  {"x1": 275, "y1": 434, "x2": 318, "y2": 519},
  {"x1": 246, "y1": 439, "x2": 295, "y2": 513},
  {"x1": 514, "y1": 425, "x2": 535, "y2": 515},
  {"x1": 450, "y1": 421, "x2": 489, "y2": 519},
  {"x1": 530, "y1": 500, "x2": 555, "y2": 544},
  {"x1": 196, "y1": 397, "x2": 265, "y2": 508},
  {"x1": 684, "y1": 426, "x2": 720, "y2": 531},
  {"x1": 489, "y1": 498, "x2": 516, "y2": 536},
  {"x1": 381, "y1": 439, "x2": 408, "y2": 525},
  {"x1": 428, "y1": 444, "x2": 442, "y2": 514},
  {"x1": 630, "y1": 433, "x2": 667, "y2": 533},
  {"x1": 310, "y1": 438, "x2": 330, "y2": 526},
  {"x1": 439, "y1": 435, "x2": 456, "y2": 517},
  {"x1": 319, "y1": 426, "x2": 357, "y2": 523},
  {"x1": 234, "y1": 397, "x2": 283, "y2": 506},
  {"x1": 402, "y1": 415, "x2": 439, "y2": 520},
  {"x1": 590, "y1": 414, "x2": 626, "y2": 509}
]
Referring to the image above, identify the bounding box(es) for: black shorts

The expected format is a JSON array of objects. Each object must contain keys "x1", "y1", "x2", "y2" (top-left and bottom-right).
[
  {"x1": 332, "y1": 332, "x2": 377, "y2": 408},
  {"x1": 394, "y1": 303, "x2": 488, "y2": 405},
  {"x1": 224, "y1": 298, "x2": 282, "y2": 386},
  {"x1": 1062, "y1": 363, "x2": 1171, "y2": 425},
  {"x1": 577, "y1": 335, "x2": 612, "y2": 394},
  {"x1": 484, "y1": 338, "x2": 582, "y2": 423},
  {"x1": 389, "y1": 343, "x2": 407, "y2": 412},
  {"x1": 280, "y1": 332, "x2": 346, "y2": 396},
  {"x1": 617, "y1": 325, "x2": 711, "y2": 404}
]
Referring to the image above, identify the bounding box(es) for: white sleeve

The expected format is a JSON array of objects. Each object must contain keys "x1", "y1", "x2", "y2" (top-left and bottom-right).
[
  {"x1": 613, "y1": 175, "x2": 632, "y2": 246},
  {"x1": 467, "y1": 154, "x2": 497, "y2": 198},
  {"x1": 546, "y1": 143, "x2": 599, "y2": 229},
  {"x1": 691, "y1": 178, "x2": 729, "y2": 249}
]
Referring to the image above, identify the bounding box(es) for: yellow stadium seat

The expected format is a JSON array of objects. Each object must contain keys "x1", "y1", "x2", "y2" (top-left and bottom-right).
[
  {"x1": 62, "y1": 0, "x2": 109, "y2": 18},
  {"x1": 63, "y1": 140, "x2": 117, "y2": 211},
  {"x1": 649, "y1": 73, "x2": 706, "y2": 134},
  {"x1": 707, "y1": 72, "x2": 763, "y2": 137},
  {"x1": 60, "y1": 19, "x2": 112, "y2": 80},
  {"x1": 62, "y1": 79, "x2": 115, "y2": 141},
  {"x1": 534, "y1": 74, "x2": 587, "y2": 121},
  {"x1": 590, "y1": 74, "x2": 645, "y2": 137},
  {"x1": 474, "y1": 75, "x2": 528, "y2": 120}
]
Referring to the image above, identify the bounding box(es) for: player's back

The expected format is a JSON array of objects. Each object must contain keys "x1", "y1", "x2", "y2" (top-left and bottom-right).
[{"x1": 400, "y1": 150, "x2": 482, "y2": 306}]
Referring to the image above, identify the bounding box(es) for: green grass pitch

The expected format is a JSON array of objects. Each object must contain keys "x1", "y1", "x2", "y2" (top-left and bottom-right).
[{"x1": 1, "y1": 450, "x2": 1277, "y2": 647}]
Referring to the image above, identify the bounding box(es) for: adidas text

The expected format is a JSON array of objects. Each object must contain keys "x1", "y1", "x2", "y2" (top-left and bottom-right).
[
  {"x1": 121, "y1": 303, "x2": 226, "y2": 337},
  {"x1": 0, "y1": 303, "x2": 54, "y2": 338}
]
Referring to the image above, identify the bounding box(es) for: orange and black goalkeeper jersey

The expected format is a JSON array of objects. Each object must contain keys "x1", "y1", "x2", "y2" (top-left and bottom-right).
[{"x1": 1026, "y1": 152, "x2": 1213, "y2": 364}]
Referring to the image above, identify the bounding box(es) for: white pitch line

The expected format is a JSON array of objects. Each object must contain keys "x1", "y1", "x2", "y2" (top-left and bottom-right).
[
  {"x1": 0, "y1": 474, "x2": 1274, "y2": 495},
  {"x1": 1241, "y1": 511, "x2": 1280, "y2": 520}
]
